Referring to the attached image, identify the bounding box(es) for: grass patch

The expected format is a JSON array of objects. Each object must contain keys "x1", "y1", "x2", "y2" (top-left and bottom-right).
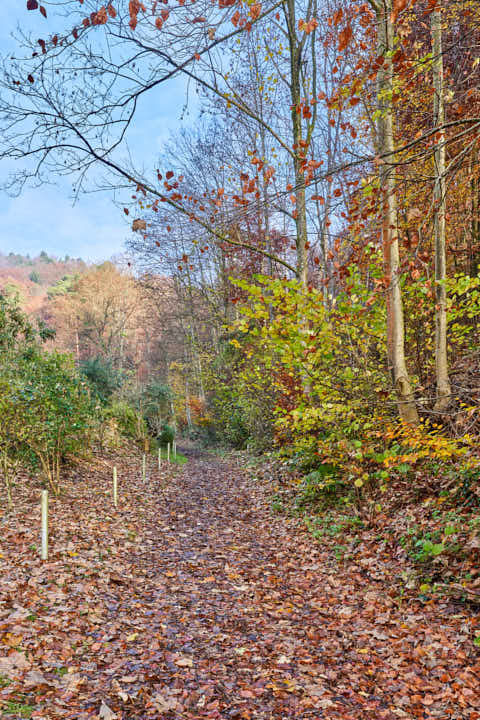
[
  {"x1": 2, "y1": 701, "x2": 34, "y2": 718},
  {"x1": 305, "y1": 513, "x2": 364, "y2": 540},
  {"x1": 170, "y1": 452, "x2": 188, "y2": 466},
  {"x1": 151, "y1": 448, "x2": 188, "y2": 465}
]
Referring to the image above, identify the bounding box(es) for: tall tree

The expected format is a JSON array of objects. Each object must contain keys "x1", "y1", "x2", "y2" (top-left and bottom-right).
[
  {"x1": 367, "y1": 0, "x2": 418, "y2": 423},
  {"x1": 431, "y1": 3, "x2": 451, "y2": 412}
]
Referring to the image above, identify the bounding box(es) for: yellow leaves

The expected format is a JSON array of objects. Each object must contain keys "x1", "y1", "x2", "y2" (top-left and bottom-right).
[
  {"x1": 2, "y1": 633, "x2": 23, "y2": 647},
  {"x1": 126, "y1": 632, "x2": 139, "y2": 642}
]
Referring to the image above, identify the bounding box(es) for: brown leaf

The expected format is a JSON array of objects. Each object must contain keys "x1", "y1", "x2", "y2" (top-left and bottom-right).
[
  {"x1": 132, "y1": 219, "x2": 146, "y2": 232},
  {"x1": 98, "y1": 701, "x2": 117, "y2": 720},
  {"x1": 24, "y1": 670, "x2": 50, "y2": 688}
]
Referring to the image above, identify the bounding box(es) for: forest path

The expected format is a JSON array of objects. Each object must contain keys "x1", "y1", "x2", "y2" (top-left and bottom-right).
[
  {"x1": 113, "y1": 453, "x2": 478, "y2": 719},
  {"x1": 1, "y1": 452, "x2": 478, "y2": 719}
]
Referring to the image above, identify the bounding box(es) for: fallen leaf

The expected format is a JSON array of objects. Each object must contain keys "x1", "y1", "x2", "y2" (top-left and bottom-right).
[{"x1": 98, "y1": 701, "x2": 117, "y2": 720}]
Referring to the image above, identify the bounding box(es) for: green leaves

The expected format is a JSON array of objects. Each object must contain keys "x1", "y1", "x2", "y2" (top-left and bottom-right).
[{"x1": 0, "y1": 297, "x2": 96, "y2": 496}]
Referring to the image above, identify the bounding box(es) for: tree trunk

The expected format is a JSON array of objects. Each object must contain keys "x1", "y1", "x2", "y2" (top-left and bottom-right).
[
  {"x1": 471, "y1": 149, "x2": 480, "y2": 276},
  {"x1": 286, "y1": 0, "x2": 308, "y2": 287},
  {"x1": 432, "y1": 5, "x2": 452, "y2": 413},
  {"x1": 372, "y1": 0, "x2": 418, "y2": 423},
  {"x1": 185, "y1": 378, "x2": 193, "y2": 431}
]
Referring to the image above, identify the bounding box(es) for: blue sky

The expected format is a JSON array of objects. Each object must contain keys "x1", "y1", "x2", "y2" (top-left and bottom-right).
[{"x1": 0, "y1": 1, "x2": 195, "y2": 262}]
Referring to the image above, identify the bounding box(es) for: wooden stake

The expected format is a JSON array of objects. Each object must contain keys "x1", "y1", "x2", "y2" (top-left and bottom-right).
[
  {"x1": 41, "y1": 490, "x2": 48, "y2": 561},
  {"x1": 158, "y1": 447, "x2": 161, "y2": 469},
  {"x1": 113, "y1": 466, "x2": 118, "y2": 508},
  {"x1": 142, "y1": 454, "x2": 146, "y2": 481},
  {"x1": 167, "y1": 443, "x2": 170, "y2": 463}
]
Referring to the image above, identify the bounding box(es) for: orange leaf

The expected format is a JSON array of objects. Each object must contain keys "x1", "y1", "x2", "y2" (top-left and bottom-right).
[
  {"x1": 338, "y1": 24, "x2": 352, "y2": 52},
  {"x1": 391, "y1": 0, "x2": 408, "y2": 22},
  {"x1": 250, "y1": 3, "x2": 262, "y2": 21}
]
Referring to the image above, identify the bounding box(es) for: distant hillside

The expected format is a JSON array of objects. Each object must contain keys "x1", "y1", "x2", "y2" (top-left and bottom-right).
[{"x1": 0, "y1": 251, "x2": 88, "y2": 313}]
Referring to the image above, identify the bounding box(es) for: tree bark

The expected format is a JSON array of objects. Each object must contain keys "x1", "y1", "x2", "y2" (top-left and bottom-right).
[
  {"x1": 285, "y1": 0, "x2": 308, "y2": 287},
  {"x1": 432, "y1": 5, "x2": 452, "y2": 413},
  {"x1": 371, "y1": 0, "x2": 419, "y2": 423}
]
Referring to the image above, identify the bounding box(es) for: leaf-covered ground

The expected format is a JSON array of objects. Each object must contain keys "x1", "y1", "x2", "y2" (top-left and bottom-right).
[{"x1": 1, "y1": 448, "x2": 479, "y2": 719}]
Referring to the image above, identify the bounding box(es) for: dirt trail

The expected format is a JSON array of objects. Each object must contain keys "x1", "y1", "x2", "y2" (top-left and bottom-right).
[
  {"x1": 1, "y1": 452, "x2": 479, "y2": 719},
  {"x1": 115, "y1": 454, "x2": 479, "y2": 719}
]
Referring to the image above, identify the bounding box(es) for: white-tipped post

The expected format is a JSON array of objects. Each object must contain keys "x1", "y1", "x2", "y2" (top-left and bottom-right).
[
  {"x1": 158, "y1": 447, "x2": 161, "y2": 469},
  {"x1": 167, "y1": 443, "x2": 170, "y2": 463},
  {"x1": 41, "y1": 490, "x2": 48, "y2": 561},
  {"x1": 113, "y1": 466, "x2": 118, "y2": 508},
  {"x1": 142, "y1": 453, "x2": 146, "y2": 481}
]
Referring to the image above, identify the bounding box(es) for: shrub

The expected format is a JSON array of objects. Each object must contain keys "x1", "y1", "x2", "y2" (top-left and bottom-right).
[
  {"x1": 0, "y1": 348, "x2": 95, "y2": 495},
  {"x1": 0, "y1": 294, "x2": 97, "y2": 496},
  {"x1": 142, "y1": 380, "x2": 172, "y2": 435},
  {"x1": 80, "y1": 356, "x2": 124, "y2": 404},
  {"x1": 157, "y1": 423, "x2": 175, "y2": 447},
  {"x1": 104, "y1": 401, "x2": 147, "y2": 442}
]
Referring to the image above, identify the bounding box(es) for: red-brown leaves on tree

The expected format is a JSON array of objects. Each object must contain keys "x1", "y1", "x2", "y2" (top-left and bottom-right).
[
  {"x1": 391, "y1": 0, "x2": 409, "y2": 23},
  {"x1": 132, "y1": 218, "x2": 146, "y2": 231},
  {"x1": 27, "y1": 0, "x2": 38, "y2": 9},
  {"x1": 298, "y1": 17, "x2": 319, "y2": 34},
  {"x1": 93, "y1": 7, "x2": 109, "y2": 25},
  {"x1": 250, "y1": 3, "x2": 262, "y2": 21},
  {"x1": 334, "y1": 7, "x2": 344, "y2": 25},
  {"x1": 338, "y1": 24, "x2": 353, "y2": 52}
]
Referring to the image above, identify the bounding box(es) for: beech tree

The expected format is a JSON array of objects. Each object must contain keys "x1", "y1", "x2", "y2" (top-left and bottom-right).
[
  {"x1": 431, "y1": 3, "x2": 451, "y2": 412},
  {"x1": 366, "y1": 0, "x2": 418, "y2": 423}
]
